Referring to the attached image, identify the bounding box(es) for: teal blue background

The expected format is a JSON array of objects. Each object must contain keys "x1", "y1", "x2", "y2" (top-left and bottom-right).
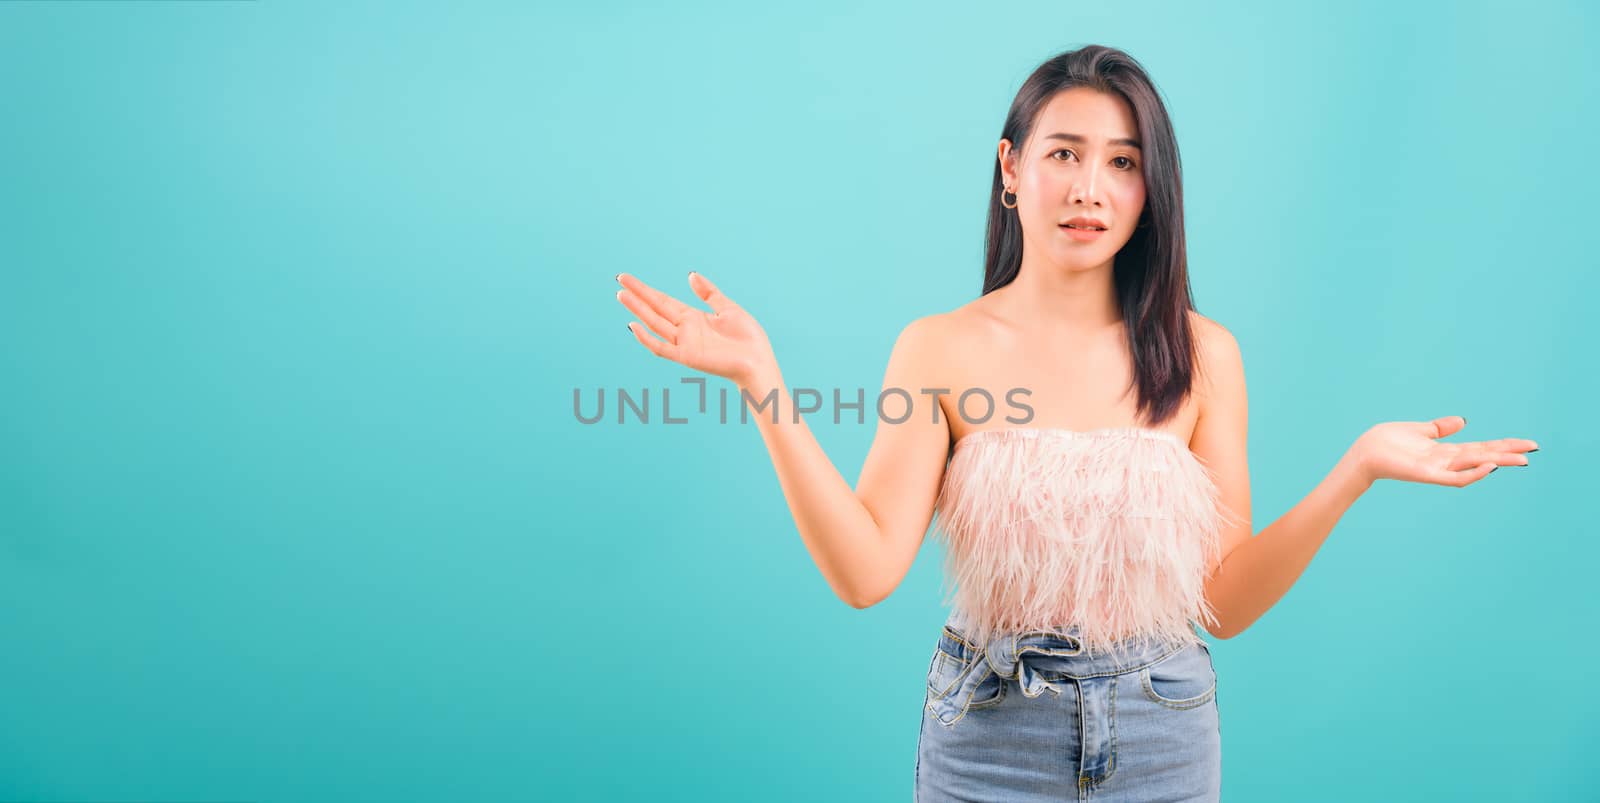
[{"x1": 2, "y1": 1, "x2": 1594, "y2": 801}]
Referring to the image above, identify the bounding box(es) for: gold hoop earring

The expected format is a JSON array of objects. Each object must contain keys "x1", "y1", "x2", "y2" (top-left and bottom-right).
[{"x1": 1001, "y1": 187, "x2": 1018, "y2": 209}]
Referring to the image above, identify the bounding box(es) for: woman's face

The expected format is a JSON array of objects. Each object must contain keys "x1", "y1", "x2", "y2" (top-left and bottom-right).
[{"x1": 999, "y1": 87, "x2": 1147, "y2": 271}]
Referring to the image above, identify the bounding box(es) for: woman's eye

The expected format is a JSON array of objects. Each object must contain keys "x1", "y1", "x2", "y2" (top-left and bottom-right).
[{"x1": 1052, "y1": 150, "x2": 1136, "y2": 170}]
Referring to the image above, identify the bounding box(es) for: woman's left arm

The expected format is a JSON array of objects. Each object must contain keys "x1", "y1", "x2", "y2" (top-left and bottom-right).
[{"x1": 1187, "y1": 318, "x2": 1538, "y2": 640}]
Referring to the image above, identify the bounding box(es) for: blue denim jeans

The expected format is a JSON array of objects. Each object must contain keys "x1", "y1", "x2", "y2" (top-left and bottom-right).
[{"x1": 916, "y1": 617, "x2": 1222, "y2": 802}]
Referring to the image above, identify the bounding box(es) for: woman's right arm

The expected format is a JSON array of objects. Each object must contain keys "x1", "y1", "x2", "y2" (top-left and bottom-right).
[
  {"x1": 617, "y1": 272, "x2": 951, "y2": 609},
  {"x1": 737, "y1": 316, "x2": 952, "y2": 608}
]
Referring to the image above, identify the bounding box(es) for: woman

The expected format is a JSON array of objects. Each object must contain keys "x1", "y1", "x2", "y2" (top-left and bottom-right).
[{"x1": 614, "y1": 44, "x2": 1535, "y2": 802}]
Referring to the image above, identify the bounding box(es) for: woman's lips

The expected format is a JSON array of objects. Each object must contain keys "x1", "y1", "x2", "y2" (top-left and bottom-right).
[{"x1": 1059, "y1": 224, "x2": 1106, "y2": 241}]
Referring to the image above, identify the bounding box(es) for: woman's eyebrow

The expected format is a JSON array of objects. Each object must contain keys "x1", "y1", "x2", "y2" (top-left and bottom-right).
[{"x1": 1043, "y1": 132, "x2": 1142, "y2": 150}]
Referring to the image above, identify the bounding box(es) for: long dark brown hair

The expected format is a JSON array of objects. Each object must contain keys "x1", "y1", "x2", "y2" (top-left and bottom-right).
[{"x1": 983, "y1": 45, "x2": 1201, "y2": 429}]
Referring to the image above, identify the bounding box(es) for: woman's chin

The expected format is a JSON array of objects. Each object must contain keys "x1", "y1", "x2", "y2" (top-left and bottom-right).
[{"x1": 1050, "y1": 244, "x2": 1109, "y2": 267}]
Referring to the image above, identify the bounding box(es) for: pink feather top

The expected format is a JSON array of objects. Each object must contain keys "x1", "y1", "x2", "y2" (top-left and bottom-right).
[{"x1": 932, "y1": 426, "x2": 1237, "y2": 657}]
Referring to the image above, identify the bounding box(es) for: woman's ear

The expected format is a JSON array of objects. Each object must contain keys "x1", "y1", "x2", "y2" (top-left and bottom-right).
[{"x1": 997, "y1": 138, "x2": 1017, "y2": 186}]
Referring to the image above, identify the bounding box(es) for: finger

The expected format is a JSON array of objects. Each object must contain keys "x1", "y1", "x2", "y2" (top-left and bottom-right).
[
  {"x1": 1449, "y1": 440, "x2": 1537, "y2": 462},
  {"x1": 1429, "y1": 415, "x2": 1467, "y2": 439},
  {"x1": 617, "y1": 287, "x2": 679, "y2": 345},
  {"x1": 626, "y1": 320, "x2": 681, "y2": 363},
  {"x1": 1468, "y1": 437, "x2": 1540, "y2": 453},
  {"x1": 1446, "y1": 449, "x2": 1529, "y2": 471},
  {"x1": 1430, "y1": 460, "x2": 1497, "y2": 488},
  {"x1": 688, "y1": 271, "x2": 738, "y2": 317},
  {"x1": 617, "y1": 272, "x2": 697, "y2": 326}
]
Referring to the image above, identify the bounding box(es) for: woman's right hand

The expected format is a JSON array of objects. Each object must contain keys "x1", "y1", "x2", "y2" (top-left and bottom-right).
[{"x1": 616, "y1": 271, "x2": 778, "y2": 388}]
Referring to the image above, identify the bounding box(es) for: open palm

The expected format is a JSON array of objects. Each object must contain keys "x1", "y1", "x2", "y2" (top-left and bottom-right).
[
  {"x1": 1354, "y1": 416, "x2": 1537, "y2": 487},
  {"x1": 616, "y1": 271, "x2": 777, "y2": 387}
]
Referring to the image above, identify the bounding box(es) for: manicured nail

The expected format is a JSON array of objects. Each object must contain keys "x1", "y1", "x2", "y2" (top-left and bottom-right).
[
  {"x1": 688, "y1": 270, "x2": 697, "y2": 279},
  {"x1": 1529, "y1": 447, "x2": 1539, "y2": 453},
  {"x1": 624, "y1": 324, "x2": 632, "y2": 335}
]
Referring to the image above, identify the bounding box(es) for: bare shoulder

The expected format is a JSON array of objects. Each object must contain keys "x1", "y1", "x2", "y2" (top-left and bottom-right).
[
  {"x1": 1187, "y1": 310, "x2": 1244, "y2": 404},
  {"x1": 1188, "y1": 310, "x2": 1236, "y2": 352},
  {"x1": 892, "y1": 298, "x2": 991, "y2": 357},
  {"x1": 883, "y1": 302, "x2": 995, "y2": 398},
  {"x1": 891, "y1": 310, "x2": 955, "y2": 354},
  {"x1": 883, "y1": 310, "x2": 959, "y2": 382}
]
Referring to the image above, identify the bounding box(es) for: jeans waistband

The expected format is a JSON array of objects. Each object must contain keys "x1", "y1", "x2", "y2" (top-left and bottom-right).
[{"x1": 926, "y1": 623, "x2": 1190, "y2": 728}]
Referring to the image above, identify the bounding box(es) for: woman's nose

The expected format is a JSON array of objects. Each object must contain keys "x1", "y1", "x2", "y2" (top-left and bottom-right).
[{"x1": 1070, "y1": 167, "x2": 1102, "y2": 204}]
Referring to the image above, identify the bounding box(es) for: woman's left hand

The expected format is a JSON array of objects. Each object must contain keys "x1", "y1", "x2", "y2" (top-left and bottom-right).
[{"x1": 1352, "y1": 416, "x2": 1538, "y2": 487}]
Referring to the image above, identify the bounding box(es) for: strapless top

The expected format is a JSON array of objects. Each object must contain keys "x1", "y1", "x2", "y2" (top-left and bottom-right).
[{"x1": 932, "y1": 426, "x2": 1237, "y2": 657}]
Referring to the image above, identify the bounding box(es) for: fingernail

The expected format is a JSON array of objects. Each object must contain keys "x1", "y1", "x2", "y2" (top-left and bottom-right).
[
  {"x1": 688, "y1": 270, "x2": 697, "y2": 278},
  {"x1": 615, "y1": 273, "x2": 622, "y2": 284},
  {"x1": 1529, "y1": 447, "x2": 1539, "y2": 453},
  {"x1": 624, "y1": 324, "x2": 632, "y2": 335},
  {"x1": 1490, "y1": 467, "x2": 1498, "y2": 473}
]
